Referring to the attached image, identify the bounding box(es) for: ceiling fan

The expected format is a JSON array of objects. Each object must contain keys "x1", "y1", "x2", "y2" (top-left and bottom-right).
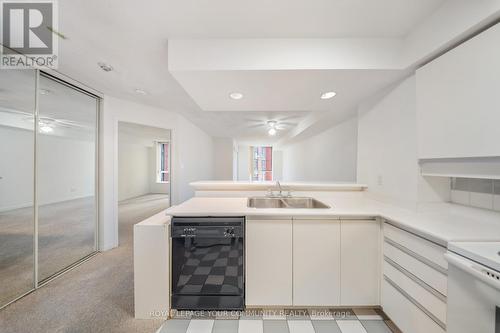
[
  {"x1": 241, "y1": 114, "x2": 303, "y2": 136},
  {"x1": 0, "y1": 108, "x2": 92, "y2": 133}
]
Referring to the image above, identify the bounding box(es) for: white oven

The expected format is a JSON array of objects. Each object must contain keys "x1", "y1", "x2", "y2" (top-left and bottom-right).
[{"x1": 445, "y1": 242, "x2": 500, "y2": 333}]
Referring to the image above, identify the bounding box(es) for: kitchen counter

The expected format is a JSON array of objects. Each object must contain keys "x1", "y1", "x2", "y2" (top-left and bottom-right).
[
  {"x1": 190, "y1": 181, "x2": 367, "y2": 192},
  {"x1": 165, "y1": 194, "x2": 500, "y2": 247}
]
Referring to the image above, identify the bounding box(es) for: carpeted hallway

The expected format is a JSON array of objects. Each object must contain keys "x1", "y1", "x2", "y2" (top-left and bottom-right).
[{"x1": 0, "y1": 194, "x2": 169, "y2": 333}]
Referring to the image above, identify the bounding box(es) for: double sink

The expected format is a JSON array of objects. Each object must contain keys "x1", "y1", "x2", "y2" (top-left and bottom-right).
[{"x1": 247, "y1": 196, "x2": 330, "y2": 209}]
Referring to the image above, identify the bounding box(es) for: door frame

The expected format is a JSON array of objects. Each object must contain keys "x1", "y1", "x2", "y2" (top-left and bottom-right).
[{"x1": 114, "y1": 121, "x2": 173, "y2": 247}]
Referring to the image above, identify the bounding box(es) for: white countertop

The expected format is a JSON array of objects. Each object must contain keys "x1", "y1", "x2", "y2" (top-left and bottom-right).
[
  {"x1": 135, "y1": 210, "x2": 171, "y2": 226},
  {"x1": 190, "y1": 181, "x2": 367, "y2": 191},
  {"x1": 165, "y1": 194, "x2": 500, "y2": 247},
  {"x1": 448, "y1": 241, "x2": 500, "y2": 272}
]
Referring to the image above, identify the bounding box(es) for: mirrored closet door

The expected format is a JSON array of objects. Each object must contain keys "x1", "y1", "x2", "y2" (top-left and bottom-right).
[
  {"x1": 0, "y1": 70, "x2": 99, "y2": 308},
  {"x1": 37, "y1": 74, "x2": 98, "y2": 282},
  {"x1": 0, "y1": 70, "x2": 36, "y2": 307}
]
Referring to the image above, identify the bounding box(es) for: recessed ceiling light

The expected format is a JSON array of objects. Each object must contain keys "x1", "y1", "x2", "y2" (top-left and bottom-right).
[
  {"x1": 320, "y1": 91, "x2": 337, "y2": 99},
  {"x1": 229, "y1": 92, "x2": 243, "y2": 100},
  {"x1": 134, "y1": 88, "x2": 147, "y2": 95},
  {"x1": 268, "y1": 128, "x2": 277, "y2": 136},
  {"x1": 39, "y1": 88, "x2": 51, "y2": 95},
  {"x1": 98, "y1": 62, "x2": 113, "y2": 72}
]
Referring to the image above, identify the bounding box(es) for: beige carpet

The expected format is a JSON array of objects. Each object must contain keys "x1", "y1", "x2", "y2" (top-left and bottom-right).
[
  {"x1": 0, "y1": 197, "x2": 96, "y2": 307},
  {"x1": 0, "y1": 194, "x2": 169, "y2": 333}
]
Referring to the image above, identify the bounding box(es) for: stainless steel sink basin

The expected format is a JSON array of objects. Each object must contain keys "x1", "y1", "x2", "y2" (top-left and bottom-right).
[
  {"x1": 247, "y1": 197, "x2": 330, "y2": 209},
  {"x1": 282, "y1": 197, "x2": 331, "y2": 209}
]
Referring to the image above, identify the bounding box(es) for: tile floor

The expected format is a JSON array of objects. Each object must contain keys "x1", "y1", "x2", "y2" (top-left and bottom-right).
[{"x1": 157, "y1": 308, "x2": 401, "y2": 333}]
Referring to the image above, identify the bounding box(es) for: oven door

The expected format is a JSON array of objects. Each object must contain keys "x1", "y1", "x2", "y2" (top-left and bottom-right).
[
  {"x1": 446, "y1": 252, "x2": 500, "y2": 333},
  {"x1": 171, "y1": 224, "x2": 244, "y2": 310}
]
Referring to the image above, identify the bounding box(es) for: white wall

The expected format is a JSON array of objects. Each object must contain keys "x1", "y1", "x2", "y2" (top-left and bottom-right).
[
  {"x1": 236, "y1": 145, "x2": 251, "y2": 181},
  {"x1": 232, "y1": 141, "x2": 238, "y2": 181},
  {"x1": 99, "y1": 96, "x2": 214, "y2": 250},
  {"x1": 357, "y1": 75, "x2": 449, "y2": 209},
  {"x1": 0, "y1": 126, "x2": 95, "y2": 211},
  {"x1": 0, "y1": 127, "x2": 34, "y2": 211},
  {"x1": 272, "y1": 150, "x2": 283, "y2": 181},
  {"x1": 118, "y1": 125, "x2": 171, "y2": 201},
  {"x1": 281, "y1": 117, "x2": 358, "y2": 182},
  {"x1": 174, "y1": 115, "x2": 215, "y2": 201},
  {"x1": 118, "y1": 141, "x2": 150, "y2": 201},
  {"x1": 38, "y1": 133, "x2": 95, "y2": 205},
  {"x1": 213, "y1": 137, "x2": 234, "y2": 180}
]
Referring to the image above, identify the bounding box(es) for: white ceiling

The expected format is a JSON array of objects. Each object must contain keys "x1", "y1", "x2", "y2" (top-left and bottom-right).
[
  {"x1": 118, "y1": 121, "x2": 171, "y2": 147},
  {"x1": 134, "y1": 0, "x2": 444, "y2": 38},
  {"x1": 193, "y1": 111, "x2": 309, "y2": 140},
  {"x1": 52, "y1": 0, "x2": 450, "y2": 142},
  {"x1": 171, "y1": 70, "x2": 404, "y2": 112}
]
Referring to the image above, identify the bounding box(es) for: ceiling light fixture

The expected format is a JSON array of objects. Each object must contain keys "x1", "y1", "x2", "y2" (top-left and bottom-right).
[
  {"x1": 98, "y1": 62, "x2": 113, "y2": 72},
  {"x1": 267, "y1": 120, "x2": 278, "y2": 136},
  {"x1": 39, "y1": 88, "x2": 51, "y2": 95},
  {"x1": 39, "y1": 124, "x2": 53, "y2": 133},
  {"x1": 320, "y1": 91, "x2": 337, "y2": 99},
  {"x1": 134, "y1": 88, "x2": 148, "y2": 95},
  {"x1": 229, "y1": 92, "x2": 243, "y2": 100}
]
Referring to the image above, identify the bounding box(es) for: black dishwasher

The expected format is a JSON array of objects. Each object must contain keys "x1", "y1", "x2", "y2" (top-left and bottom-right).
[{"x1": 171, "y1": 216, "x2": 245, "y2": 310}]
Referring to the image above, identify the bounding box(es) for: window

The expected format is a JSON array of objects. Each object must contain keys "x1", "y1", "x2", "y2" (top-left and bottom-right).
[
  {"x1": 156, "y1": 141, "x2": 170, "y2": 183},
  {"x1": 251, "y1": 146, "x2": 272, "y2": 181}
]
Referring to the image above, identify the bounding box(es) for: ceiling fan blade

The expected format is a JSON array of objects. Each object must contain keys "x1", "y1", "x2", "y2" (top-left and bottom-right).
[
  {"x1": 242, "y1": 118, "x2": 264, "y2": 124},
  {"x1": 242, "y1": 124, "x2": 264, "y2": 129},
  {"x1": 1, "y1": 108, "x2": 32, "y2": 117},
  {"x1": 277, "y1": 115, "x2": 304, "y2": 122},
  {"x1": 54, "y1": 118, "x2": 91, "y2": 129}
]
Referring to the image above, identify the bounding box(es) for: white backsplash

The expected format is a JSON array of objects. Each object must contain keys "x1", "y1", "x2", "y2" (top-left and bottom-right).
[{"x1": 450, "y1": 178, "x2": 500, "y2": 211}]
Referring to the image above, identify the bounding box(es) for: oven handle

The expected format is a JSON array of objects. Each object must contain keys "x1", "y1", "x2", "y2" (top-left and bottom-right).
[{"x1": 445, "y1": 252, "x2": 500, "y2": 291}]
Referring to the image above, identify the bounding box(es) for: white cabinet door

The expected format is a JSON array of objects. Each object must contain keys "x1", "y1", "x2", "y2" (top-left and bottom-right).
[
  {"x1": 340, "y1": 219, "x2": 380, "y2": 305},
  {"x1": 293, "y1": 219, "x2": 341, "y2": 306},
  {"x1": 416, "y1": 22, "x2": 500, "y2": 159},
  {"x1": 246, "y1": 219, "x2": 292, "y2": 306}
]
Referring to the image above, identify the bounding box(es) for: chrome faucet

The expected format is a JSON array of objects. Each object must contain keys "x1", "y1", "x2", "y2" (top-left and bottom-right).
[
  {"x1": 266, "y1": 180, "x2": 291, "y2": 197},
  {"x1": 276, "y1": 181, "x2": 283, "y2": 196}
]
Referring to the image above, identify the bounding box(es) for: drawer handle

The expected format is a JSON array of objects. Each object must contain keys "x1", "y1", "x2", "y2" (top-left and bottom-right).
[
  {"x1": 384, "y1": 220, "x2": 445, "y2": 248},
  {"x1": 384, "y1": 256, "x2": 447, "y2": 302},
  {"x1": 385, "y1": 237, "x2": 448, "y2": 275},
  {"x1": 384, "y1": 275, "x2": 446, "y2": 330}
]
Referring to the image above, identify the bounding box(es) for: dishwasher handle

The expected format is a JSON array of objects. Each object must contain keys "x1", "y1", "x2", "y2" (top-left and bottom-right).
[
  {"x1": 171, "y1": 225, "x2": 243, "y2": 238},
  {"x1": 445, "y1": 252, "x2": 500, "y2": 291}
]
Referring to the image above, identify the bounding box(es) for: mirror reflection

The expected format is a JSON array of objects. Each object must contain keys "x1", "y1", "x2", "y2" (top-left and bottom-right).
[
  {"x1": 0, "y1": 70, "x2": 36, "y2": 306},
  {"x1": 37, "y1": 75, "x2": 98, "y2": 282}
]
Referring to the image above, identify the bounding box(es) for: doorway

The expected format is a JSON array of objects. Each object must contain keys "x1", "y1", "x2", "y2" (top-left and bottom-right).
[{"x1": 117, "y1": 122, "x2": 171, "y2": 243}]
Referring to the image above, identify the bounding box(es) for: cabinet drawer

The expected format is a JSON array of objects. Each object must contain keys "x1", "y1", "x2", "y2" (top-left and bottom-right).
[
  {"x1": 384, "y1": 223, "x2": 447, "y2": 270},
  {"x1": 384, "y1": 241, "x2": 447, "y2": 296},
  {"x1": 382, "y1": 279, "x2": 445, "y2": 333},
  {"x1": 383, "y1": 260, "x2": 446, "y2": 325}
]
